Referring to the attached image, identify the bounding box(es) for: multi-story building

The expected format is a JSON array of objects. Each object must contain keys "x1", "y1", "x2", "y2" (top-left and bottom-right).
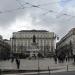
[
  {"x1": 4, "y1": 39, "x2": 11, "y2": 45},
  {"x1": 0, "y1": 35, "x2": 11, "y2": 59},
  {"x1": 11, "y1": 30, "x2": 56, "y2": 57},
  {"x1": 56, "y1": 28, "x2": 75, "y2": 57}
]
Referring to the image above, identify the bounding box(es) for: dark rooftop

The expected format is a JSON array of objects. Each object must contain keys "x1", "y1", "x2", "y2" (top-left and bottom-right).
[
  {"x1": 57, "y1": 28, "x2": 75, "y2": 45},
  {"x1": 18, "y1": 30, "x2": 48, "y2": 32}
]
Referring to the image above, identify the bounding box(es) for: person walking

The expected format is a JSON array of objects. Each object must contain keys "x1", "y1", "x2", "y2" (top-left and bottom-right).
[
  {"x1": 16, "y1": 58, "x2": 20, "y2": 69},
  {"x1": 65, "y1": 56, "x2": 68, "y2": 62},
  {"x1": 11, "y1": 56, "x2": 14, "y2": 63},
  {"x1": 54, "y1": 55, "x2": 57, "y2": 64}
]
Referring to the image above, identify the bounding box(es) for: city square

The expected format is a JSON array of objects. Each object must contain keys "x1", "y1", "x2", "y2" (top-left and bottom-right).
[
  {"x1": 0, "y1": 0, "x2": 75, "y2": 75},
  {"x1": 0, "y1": 58, "x2": 75, "y2": 75}
]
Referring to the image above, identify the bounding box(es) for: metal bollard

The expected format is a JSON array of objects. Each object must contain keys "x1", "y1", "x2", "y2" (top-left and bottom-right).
[
  {"x1": 48, "y1": 66, "x2": 50, "y2": 75},
  {"x1": 38, "y1": 67, "x2": 40, "y2": 75},
  {"x1": 67, "y1": 65, "x2": 68, "y2": 72},
  {"x1": 0, "y1": 69, "x2": 1, "y2": 75}
]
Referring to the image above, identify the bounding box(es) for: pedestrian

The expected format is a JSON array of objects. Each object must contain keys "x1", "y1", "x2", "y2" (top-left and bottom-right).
[
  {"x1": 74, "y1": 57, "x2": 75, "y2": 63},
  {"x1": 16, "y1": 58, "x2": 20, "y2": 69},
  {"x1": 54, "y1": 55, "x2": 57, "y2": 64},
  {"x1": 11, "y1": 56, "x2": 14, "y2": 63},
  {"x1": 65, "y1": 56, "x2": 68, "y2": 62}
]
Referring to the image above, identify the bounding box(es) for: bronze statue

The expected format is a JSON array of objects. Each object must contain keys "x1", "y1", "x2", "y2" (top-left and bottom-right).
[{"x1": 33, "y1": 35, "x2": 36, "y2": 43}]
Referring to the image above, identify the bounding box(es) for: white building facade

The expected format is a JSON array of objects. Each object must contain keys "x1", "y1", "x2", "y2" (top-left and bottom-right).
[
  {"x1": 56, "y1": 28, "x2": 75, "y2": 57},
  {"x1": 11, "y1": 30, "x2": 56, "y2": 56}
]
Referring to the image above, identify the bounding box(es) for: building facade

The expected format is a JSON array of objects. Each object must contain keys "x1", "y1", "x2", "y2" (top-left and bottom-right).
[
  {"x1": 11, "y1": 30, "x2": 56, "y2": 57},
  {"x1": 4, "y1": 39, "x2": 11, "y2": 45},
  {"x1": 56, "y1": 28, "x2": 75, "y2": 57},
  {"x1": 0, "y1": 35, "x2": 11, "y2": 59}
]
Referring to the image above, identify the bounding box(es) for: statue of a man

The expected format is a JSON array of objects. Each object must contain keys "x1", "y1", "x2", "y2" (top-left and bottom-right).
[{"x1": 33, "y1": 35, "x2": 36, "y2": 43}]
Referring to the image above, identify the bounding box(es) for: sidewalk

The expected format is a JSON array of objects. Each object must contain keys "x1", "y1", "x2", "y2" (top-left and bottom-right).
[
  {"x1": 3, "y1": 70, "x2": 75, "y2": 75},
  {"x1": 0, "y1": 67, "x2": 63, "y2": 74},
  {"x1": 0, "y1": 58, "x2": 74, "y2": 70},
  {"x1": 0, "y1": 58, "x2": 75, "y2": 75}
]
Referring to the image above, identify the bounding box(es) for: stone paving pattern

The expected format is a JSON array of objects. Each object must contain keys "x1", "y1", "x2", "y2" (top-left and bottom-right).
[{"x1": 0, "y1": 58, "x2": 75, "y2": 71}]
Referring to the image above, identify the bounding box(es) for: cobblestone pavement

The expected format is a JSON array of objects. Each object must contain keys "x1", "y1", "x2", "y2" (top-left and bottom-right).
[{"x1": 0, "y1": 58, "x2": 75, "y2": 71}]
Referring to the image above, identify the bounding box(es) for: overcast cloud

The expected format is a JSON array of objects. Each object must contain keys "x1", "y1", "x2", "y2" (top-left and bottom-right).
[{"x1": 0, "y1": 0, "x2": 75, "y2": 40}]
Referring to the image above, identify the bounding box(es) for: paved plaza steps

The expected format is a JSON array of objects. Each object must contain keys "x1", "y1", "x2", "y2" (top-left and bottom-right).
[
  {"x1": 3, "y1": 70, "x2": 75, "y2": 75},
  {"x1": 0, "y1": 58, "x2": 75, "y2": 75},
  {"x1": 0, "y1": 68, "x2": 62, "y2": 74},
  {"x1": 1, "y1": 66, "x2": 75, "y2": 75}
]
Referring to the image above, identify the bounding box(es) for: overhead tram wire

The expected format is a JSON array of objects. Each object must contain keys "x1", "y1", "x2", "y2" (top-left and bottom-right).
[
  {"x1": 20, "y1": 1, "x2": 58, "y2": 15},
  {"x1": 23, "y1": 2, "x2": 40, "y2": 8},
  {"x1": 0, "y1": 0, "x2": 75, "y2": 21},
  {"x1": 37, "y1": 1, "x2": 59, "y2": 6},
  {"x1": 62, "y1": 13, "x2": 75, "y2": 21},
  {"x1": 0, "y1": 0, "x2": 31, "y2": 15},
  {"x1": 22, "y1": 1, "x2": 58, "y2": 10},
  {"x1": 16, "y1": 0, "x2": 75, "y2": 21},
  {"x1": 56, "y1": 0, "x2": 72, "y2": 18},
  {"x1": 0, "y1": 0, "x2": 61, "y2": 15},
  {"x1": 0, "y1": 7, "x2": 28, "y2": 14},
  {"x1": 17, "y1": 1, "x2": 58, "y2": 21},
  {"x1": 17, "y1": 1, "x2": 57, "y2": 22},
  {"x1": 0, "y1": 7, "x2": 21, "y2": 14},
  {"x1": 55, "y1": 6, "x2": 75, "y2": 20},
  {"x1": 16, "y1": 0, "x2": 40, "y2": 8},
  {"x1": 41, "y1": 11, "x2": 75, "y2": 22},
  {"x1": 56, "y1": 12, "x2": 75, "y2": 20},
  {"x1": 17, "y1": 1, "x2": 75, "y2": 21},
  {"x1": 16, "y1": 0, "x2": 25, "y2": 9},
  {"x1": 42, "y1": 10, "x2": 56, "y2": 16}
]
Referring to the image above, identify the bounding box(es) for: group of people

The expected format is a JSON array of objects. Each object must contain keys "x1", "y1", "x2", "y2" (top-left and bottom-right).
[
  {"x1": 53, "y1": 54, "x2": 74, "y2": 64},
  {"x1": 11, "y1": 54, "x2": 75, "y2": 69}
]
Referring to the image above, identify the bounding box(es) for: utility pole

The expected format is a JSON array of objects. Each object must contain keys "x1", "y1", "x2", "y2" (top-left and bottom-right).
[
  {"x1": 0, "y1": 69, "x2": 1, "y2": 75},
  {"x1": 48, "y1": 66, "x2": 50, "y2": 75},
  {"x1": 38, "y1": 53, "x2": 40, "y2": 75}
]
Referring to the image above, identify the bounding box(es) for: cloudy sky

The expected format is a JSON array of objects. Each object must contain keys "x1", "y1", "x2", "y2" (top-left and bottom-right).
[{"x1": 0, "y1": 0, "x2": 75, "y2": 40}]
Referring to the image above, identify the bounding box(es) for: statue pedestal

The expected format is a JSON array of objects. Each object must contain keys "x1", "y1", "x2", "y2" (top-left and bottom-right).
[
  {"x1": 27, "y1": 42, "x2": 40, "y2": 58},
  {"x1": 31, "y1": 42, "x2": 38, "y2": 45}
]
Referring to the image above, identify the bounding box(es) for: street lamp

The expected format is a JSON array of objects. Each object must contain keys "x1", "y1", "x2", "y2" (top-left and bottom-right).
[{"x1": 38, "y1": 52, "x2": 40, "y2": 75}]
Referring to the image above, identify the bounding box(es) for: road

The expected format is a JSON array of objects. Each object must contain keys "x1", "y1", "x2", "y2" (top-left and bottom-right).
[
  {"x1": 23, "y1": 71, "x2": 75, "y2": 75},
  {"x1": 3, "y1": 71, "x2": 75, "y2": 75}
]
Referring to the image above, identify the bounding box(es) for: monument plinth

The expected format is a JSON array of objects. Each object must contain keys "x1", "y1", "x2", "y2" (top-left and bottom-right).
[{"x1": 27, "y1": 35, "x2": 40, "y2": 58}]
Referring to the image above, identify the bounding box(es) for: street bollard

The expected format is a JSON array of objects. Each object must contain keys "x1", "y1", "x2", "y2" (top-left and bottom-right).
[
  {"x1": 38, "y1": 67, "x2": 40, "y2": 75},
  {"x1": 67, "y1": 65, "x2": 68, "y2": 72},
  {"x1": 48, "y1": 66, "x2": 50, "y2": 75},
  {"x1": 0, "y1": 69, "x2": 1, "y2": 75}
]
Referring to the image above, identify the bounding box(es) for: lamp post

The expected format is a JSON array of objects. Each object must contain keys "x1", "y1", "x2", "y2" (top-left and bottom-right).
[
  {"x1": 38, "y1": 52, "x2": 40, "y2": 75},
  {"x1": 48, "y1": 66, "x2": 50, "y2": 75}
]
